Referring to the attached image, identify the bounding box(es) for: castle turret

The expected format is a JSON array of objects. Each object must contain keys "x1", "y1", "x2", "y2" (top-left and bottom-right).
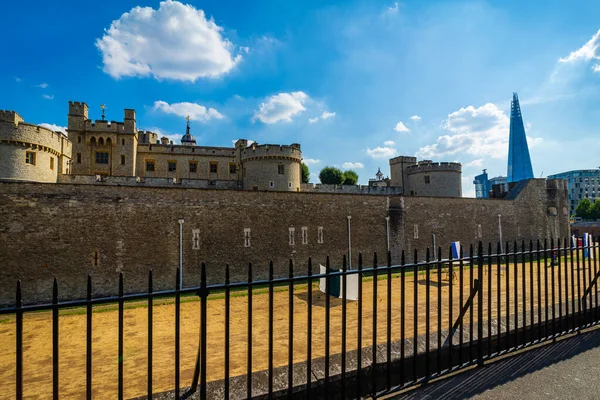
[{"x1": 240, "y1": 143, "x2": 302, "y2": 191}]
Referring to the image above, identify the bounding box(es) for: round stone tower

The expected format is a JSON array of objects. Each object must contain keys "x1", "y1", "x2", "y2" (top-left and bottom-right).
[
  {"x1": 405, "y1": 160, "x2": 462, "y2": 197},
  {"x1": 239, "y1": 142, "x2": 302, "y2": 191},
  {"x1": 0, "y1": 110, "x2": 72, "y2": 182}
]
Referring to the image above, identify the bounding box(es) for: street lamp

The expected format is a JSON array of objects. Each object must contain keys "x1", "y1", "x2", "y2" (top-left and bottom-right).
[{"x1": 178, "y1": 219, "x2": 184, "y2": 288}]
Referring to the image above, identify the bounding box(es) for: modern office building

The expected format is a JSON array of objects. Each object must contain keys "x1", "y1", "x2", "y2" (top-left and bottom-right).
[
  {"x1": 547, "y1": 169, "x2": 600, "y2": 215},
  {"x1": 473, "y1": 170, "x2": 508, "y2": 198},
  {"x1": 507, "y1": 92, "x2": 534, "y2": 183}
]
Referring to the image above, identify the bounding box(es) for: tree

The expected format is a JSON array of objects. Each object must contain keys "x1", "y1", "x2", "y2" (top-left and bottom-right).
[
  {"x1": 301, "y1": 163, "x2": 310, "y2": 184},
  {"x1": 319, "y1": 166, "x2": 344, "y2": 185},
  {"x1": 342, "y1": 170, "x2": 359, "y2": 185},
  {"x1": 575, "y1": 198, "x2": 592, "y2": 220},
  {"x1": 591, "y1": 199, "x2": 600, "y2": 220}
]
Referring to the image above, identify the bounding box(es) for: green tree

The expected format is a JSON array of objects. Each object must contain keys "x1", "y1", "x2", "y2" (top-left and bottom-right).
[
  {"x1": 591, "y1": 199, "x2": 600, "y2": 220},
  {"x1": 301, "y1": 163, "x2": 310, "y2": 184},
  {"x1": 576, "y1": 198, "x2": 593, "y2": 220},
  {"x1": 342, "y1": 170, "x2": 359, "y2": 185},
  {"x1": 319, "y1": 166, "x2": 344, "y2": 185}
]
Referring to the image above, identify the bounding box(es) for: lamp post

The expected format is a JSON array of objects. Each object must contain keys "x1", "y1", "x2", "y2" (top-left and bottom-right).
[
  {"x1": 347, "y1": 216, "x2": 352, "y2": 270},
  {"x1": 498, "y1": 214, "x2": 503, "y2": 254},
  {"x1": 178, "y1": 219, "x2": 184, "y2": 288}
]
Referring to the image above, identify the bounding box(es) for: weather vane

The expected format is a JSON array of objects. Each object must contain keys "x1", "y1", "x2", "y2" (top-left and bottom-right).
[{"x1": 100, "y1": 104, "x2": 106, "y2": 121}]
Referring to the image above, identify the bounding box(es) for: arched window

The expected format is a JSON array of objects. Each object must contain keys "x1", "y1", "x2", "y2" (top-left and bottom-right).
[
  {"x1": 99, "y1": 137, "x2": 104, "y2": 145},
  {"x1": 106, "y1": 138, "x2": 112, "y2": 146},
  {"x1": 90, "y1": 137, "x2": 97, "y2": 145}
]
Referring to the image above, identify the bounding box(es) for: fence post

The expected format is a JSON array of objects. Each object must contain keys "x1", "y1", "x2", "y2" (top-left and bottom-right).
[
  {"x1": 86, "y1": 275, "x2": 92, "y2": 400},
  {"x1": 477, "y1": 242, "x2": 484, "y2": 367},
  {"x1": 53, "y1": 277, "x2": 59, "y2": 400},
  {"x1": 16, "y1": 280, "x2": 23, "y2": 400}
]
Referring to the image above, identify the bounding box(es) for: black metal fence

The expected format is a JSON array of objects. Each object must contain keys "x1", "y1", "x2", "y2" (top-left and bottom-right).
[{"x1": 1, "y1": 236, "x2": 599, "y2": 399}]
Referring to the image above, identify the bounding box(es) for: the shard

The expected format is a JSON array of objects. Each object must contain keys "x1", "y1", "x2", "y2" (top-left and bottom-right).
[{"x1": 507, "y1": 92, "x2": 534, "y2": 183}]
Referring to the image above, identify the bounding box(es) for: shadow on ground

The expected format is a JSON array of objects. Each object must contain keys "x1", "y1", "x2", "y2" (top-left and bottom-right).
[{"x1": 391, "y1": 328, "x2": 600, "y2": 400}]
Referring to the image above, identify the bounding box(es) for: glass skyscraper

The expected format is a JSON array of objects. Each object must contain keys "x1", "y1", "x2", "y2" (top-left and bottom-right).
[{"x1": 507, "y1": 92, "x2": 534, "y2": 183}]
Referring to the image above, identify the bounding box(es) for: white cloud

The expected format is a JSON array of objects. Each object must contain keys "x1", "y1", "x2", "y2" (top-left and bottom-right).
[
  {"x1": 416, "y1": 103, "x2": 542, "y2": 160},
  {"x1": 559, "y1": 29, "x2": 600, "y2": 66},
  {"x1": 343, "y1": 162, "x2": 364, "y2": 169},
  {"x1": 231, "y1": 139, "x2": 255, "y2": 147},
  {"x1": 37, "y1": 83, "x2": 48, "y2": 88},
  {"x1": 594, "y1": 64, "x2": 600, "y2": 73},
  {"x1": 367, "y1": 145, "x2": 397, "y2": 159},
  {"x1": 409, "y1": 115, "x2": 421, "y2": 121},
  {"x1": 308, "y1": 110, "x2": 335, "y2": 124},
  {"x1": 153, "y1": 100, "x2": 224, "y2": 122},
  {"x1": 465, "y1": 159, "x2": 484, "y2": 167},
  {"x1": 383, "y1": 140, "x2": 395, "y2": 146},
  {"x1": 253, "y1": 91, "x2": 309, "y2": 124},
  {"x1": 14, "y1": 77, "x2": 21, "y2": 83},
  {"x1": 39, "y1": 123, "x2": 67, "y2": 135},
  {"x1": 394, "y1": 121, "x2": 409, "y2": 132},
  {"x1": 96, "y1": 0, "x2": 242, "y2": 81},
  {"x1": 42, "y1": 94, "x2": 54, "y2": 100},
  {"x1": 303, "y1": 158, "x2": 321, "y2": 166},
  {"x1": 384, "y1": 2, "x2": 400, "y2": 15}
]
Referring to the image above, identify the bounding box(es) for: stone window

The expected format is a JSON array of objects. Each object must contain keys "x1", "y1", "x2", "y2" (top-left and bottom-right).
[
  {"x1": 50, "y1": 157, "x2": 54, "y2": 170},
  {"x1": 77, "y1": 153, "x2": 82, "y2": 164},
  {"x1": 289, "y1": 227, "x2": 295, "y2": 246},
  {"x1": 120, "y1": 155, "x2": 125, "y2": 165},
  {"x1": 192, "y1": 229, "x2": 200, "y2": 250},
  {"x1": 229, "y1": 164, "x2": 237, "y2": 174},
  {"x1": 210, "y1": 162, "x2": 218, "y2": 173},
  {"x1": 146, "y1": 160, "x2": 155, "y2": 172},
  {"x1": 25, "y1": 152, "x2": 36, "y2": 165},
  {"x1": 244, "y1": 228, "x2": 251, "y2": 248},
  {"x1": 301, "y1": 227, "x2": 308, "y2": 245},
  {"x1": 278, "y1": 165, "x2": 285, "y2": 175},
  {"x1": 424, "y1": 175, "x2": 430, "y2": 184},
  {"x1": 122, "y1": 139, "x2": 125, "y2": 146},
  {"x1": 78, "y1": 136, "x2": 82, "y2": 144},
  {"x1": 413, "y1": 224, "x2": 419, "y2": 239},
  {"x1": 317, "y1": 226, "x2": 324, "y2": 244},
  {"x1": 269, "y1": 181, "x2": 274, "y2": 188},
  {"x1": 189, "y1": 162, "x2": 198, "y2": 173},
  {"x1": 168, "y1": 161, "x2": 177, "y2": 172},
  {"x1": 288, "y1": 182, "x2": 292, "y2": 188},
  {"x1": 95, "y1": 152, "x2": 109, "y2": 164}
]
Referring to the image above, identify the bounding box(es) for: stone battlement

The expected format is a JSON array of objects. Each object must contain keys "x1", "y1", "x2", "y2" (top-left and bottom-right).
[
  {"x1": 240, "y1": 143, "x2": 302, "y2": 162},
  {"x1": 84, "y1": 119, "x2": 131, "y2": 134},
  {"x1": 389, "y1": 155, "x2": 417, "y2": 165},
  {"x1": 0, "y1": 110, "x2": 24, "y2": 124},
  {"x1": 137, "y1": 143, "x2": 236, "y2": 157},
  {"x1": 406, "y1": 161, "x2": 462, "y2": 174}
]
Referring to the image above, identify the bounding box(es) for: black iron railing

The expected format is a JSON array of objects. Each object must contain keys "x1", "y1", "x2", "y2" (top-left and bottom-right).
[{"x1": 1, "y1": 237, "x2": 599, "y2": 399}]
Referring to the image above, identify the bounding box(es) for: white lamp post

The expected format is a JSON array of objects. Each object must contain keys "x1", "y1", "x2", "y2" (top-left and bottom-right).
[
  {"x1": 347, "y1": 216, "x2": 352, "y2": 270},
  {"x1": 178, "y1": 218, "x2": 184, "y2": 288}
]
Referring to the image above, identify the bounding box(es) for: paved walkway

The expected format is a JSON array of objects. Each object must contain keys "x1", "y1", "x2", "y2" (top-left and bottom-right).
[{"x1": 392, "y1": 327, "x2": 600, "y2": 400}]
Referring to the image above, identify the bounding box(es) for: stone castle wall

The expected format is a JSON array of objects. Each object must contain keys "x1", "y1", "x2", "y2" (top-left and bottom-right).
[{"x1": 0, "y1": 179, "x2": 569, "y2": 305}]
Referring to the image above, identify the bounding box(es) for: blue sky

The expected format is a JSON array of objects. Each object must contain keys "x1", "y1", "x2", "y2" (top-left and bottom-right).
[{"x1": 2, "y1": 0, "x2": 600, "y2": 195}]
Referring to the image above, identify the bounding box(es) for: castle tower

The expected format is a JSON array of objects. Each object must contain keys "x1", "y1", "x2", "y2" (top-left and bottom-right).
[
  {"x1": 181, "y1": 116, "x2": 196, "y2": 146},
  {"x1": 507, "y1": 92, "x2": 534, "y2": 183}
]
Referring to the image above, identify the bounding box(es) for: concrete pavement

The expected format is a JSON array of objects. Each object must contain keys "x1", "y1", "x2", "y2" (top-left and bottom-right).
[{"x1": 391, "y1": 327, "x2": 600, "y2": 400}]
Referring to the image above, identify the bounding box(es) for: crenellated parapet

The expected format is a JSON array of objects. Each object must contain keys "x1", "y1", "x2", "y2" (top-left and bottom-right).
[
  {"x1": 406, "y1": 160, "x2": 462, "y2": 174},
  {"x1": 240, "y1": 143, "x2": 302, "y2": 163}
]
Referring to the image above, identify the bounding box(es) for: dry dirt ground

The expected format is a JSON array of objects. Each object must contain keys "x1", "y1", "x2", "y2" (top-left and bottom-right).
[{"x1": 0, "y1": 257, "x2": 597, "y2": 399}]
